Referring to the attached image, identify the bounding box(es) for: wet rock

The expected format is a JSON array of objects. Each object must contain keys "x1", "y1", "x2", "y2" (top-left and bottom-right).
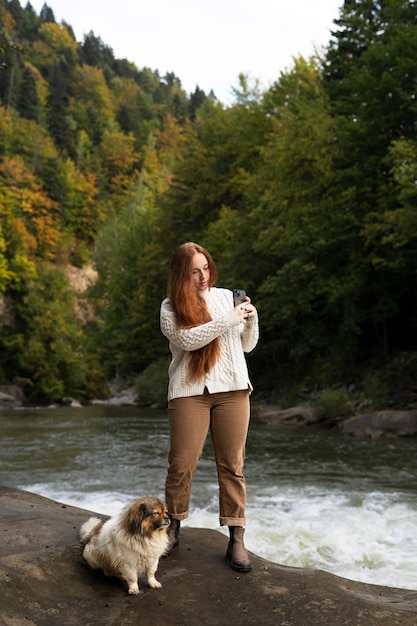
[
  {"x1": 88, "y1": 388, "x2": 137, "y2": 406},
  {"x1": 0, "y1": 385, "x2": 25, "y2": 409},
  {"x1": 341, "y1": 410, "x2": 417, "y2": 438},
  {"x1": 1, "y1": 485, "x2": 416, "y2": 625},
  {"x1": 62, "y1": 397, "x2": 83, "y2": 408},
  {"x1": 87, "y1": 380, "x2": 137, "y2": 406},
  {"x1": 258, "y1": 404, "x2": 324, "y2": 425}
]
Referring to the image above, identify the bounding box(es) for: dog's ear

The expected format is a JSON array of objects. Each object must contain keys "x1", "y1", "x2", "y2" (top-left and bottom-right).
[
  {"x1": 125, "y1": 502, "x2": 148, "y2": 535},
  {"x1": 137, "y1": 502, "x2": 148, "y2": 521}
]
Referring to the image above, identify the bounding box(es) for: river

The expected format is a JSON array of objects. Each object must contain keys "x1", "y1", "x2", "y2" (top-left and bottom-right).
[{"x1": 1, "y1": 405, "x2": 416, "y2": 591}]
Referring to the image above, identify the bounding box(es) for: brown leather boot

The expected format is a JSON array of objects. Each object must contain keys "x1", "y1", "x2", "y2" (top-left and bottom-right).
[
  {"x1": 163, "y1": 517, "x2": 180, "y2": 557},
  {"x1": 225, "y1": 526, "x2": 252, "y2": 572}
]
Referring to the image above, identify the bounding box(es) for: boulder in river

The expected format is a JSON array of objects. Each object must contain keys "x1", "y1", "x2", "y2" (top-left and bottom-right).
[
  {"x1": 341, "y1": 410, "x2": 417, "y2": 437},
  {"x1": 0, "y1": 385, "x2": 25, "y2": 409},
  {"x1": 258, "y1": 404, "x2": 324, "y2": 425}
]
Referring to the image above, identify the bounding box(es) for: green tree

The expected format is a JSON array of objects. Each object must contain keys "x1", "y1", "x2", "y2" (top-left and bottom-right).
[
  {"x1": 241, "y1": 58, "x2": 361, "y2": 379},
  {"x1": 0, "y1": 3, "x2": 24, "y2": 104},
  {"x1": 323, "y1": 0, "x2": 417, "y2": 203},
  {"x1": 39, "y1": 3, "x2": 55, "y2": 24},
  {"x1": 0, "y1": 37, "x2": 23, "y2": 72},
  {"x1": 91, "y1": 183, "x2": 165, "y2": 375},
  {"x1": 112, "y1": 75, "x2": 159, "y2": 148},
  {"x1": 359, "y1": 137, "x2": 417, "y2": 354},
  {"x1": 96, "y1": 127, "x2": 140, "y2": 208},
  {"x1": 81, "y1": 31, "x2": 115, "y2": 70},
  {"x1": 46, "y1": 56, "x2": 75, "y2": 156},
  {"x1": 188, "y1": 85, "x2": 208, "y2": 121},
  {"x1": 321, "y1": 0, "x2": 417, "y2": 358},
  {"x1": 59, "y1": 157, "x2": 101, "y2": 241},
  {"x1": 162, "y1": 75, "x2": 270, "y2": 251},
  {"x1": 41, "y1": 22, "x2": 79, "y2": 156},
  {"x1": 17, "y1": 62, "x2": 40, "y2": 120},
  {"x1": 20, "y1": 2, "x2": 41, "y2": 42},
  {"x1": 0, "y1": 222, "x2": 12, "y2": 292},
  {"x1": 69, "y1": 64, "x2": 115, "y2": 145},
  {"x1": 90, "y1": 121, "x2": 186, "y2": 375},
  {"x1": 0, "y1": 264, "x2": 87, "y2": 402}
]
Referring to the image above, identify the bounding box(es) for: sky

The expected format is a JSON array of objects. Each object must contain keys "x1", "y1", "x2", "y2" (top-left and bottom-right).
[{"x1": 28, "y1": 0, "x2": 343, "y2": 104}]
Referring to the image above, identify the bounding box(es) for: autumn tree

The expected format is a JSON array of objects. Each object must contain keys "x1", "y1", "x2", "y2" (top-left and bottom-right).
[
  {"x1": 90, "y1": 117, "x2": 187, "y2": 375},
  {"x1": 70, "y1": 64, "x2": 115, "y2": 145},
  {"x1": 0, "y1": 155, "x2": 62, "y2": 280}
]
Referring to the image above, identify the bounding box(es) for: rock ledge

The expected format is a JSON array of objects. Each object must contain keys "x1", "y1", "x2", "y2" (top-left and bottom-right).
[{"x1": 1, "y1": 486, "x2": 416, "y2": 625}]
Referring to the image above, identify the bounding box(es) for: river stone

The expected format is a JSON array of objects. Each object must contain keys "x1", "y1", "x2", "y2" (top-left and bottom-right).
[
  {"x1": 1, "y1": 485, "x2": 417, "y2": 625},
  {"x1": 258, "y1": 404, "x2": 324, "y2": 425},
  {"x1": 341, "y1": 410, "x2": 417, "y2": 437},
  {"x1": 0, "y1": 385, "x2": 25, "y2": 408}
]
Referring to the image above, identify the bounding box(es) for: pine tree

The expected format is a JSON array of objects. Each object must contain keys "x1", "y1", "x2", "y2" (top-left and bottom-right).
[
  {"x1": 322, "y1": 0, "x2": 417, "y2": 198},
  {"x1": 188, "y1": 86, "x2": 207, "y2": 121},
  {"x1": 46, "y1": 58, "x2": 75, "y2": 156},
  {"x1": 17, "y1": 63, "x2": 40, "y2": 120},
  {"x1": 39, "y1": 3, "x2": 55, "y2": 24}
]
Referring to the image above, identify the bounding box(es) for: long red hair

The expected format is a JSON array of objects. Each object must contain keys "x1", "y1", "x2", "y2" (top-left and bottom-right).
[{"x1": 168, "y1": 242, "x2": 220, "y2": 381}]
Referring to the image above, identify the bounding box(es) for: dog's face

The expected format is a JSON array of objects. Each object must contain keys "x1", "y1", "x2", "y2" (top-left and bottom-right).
[{"x1": 123, "y1": 497, "x2": 170, "y2": 537}]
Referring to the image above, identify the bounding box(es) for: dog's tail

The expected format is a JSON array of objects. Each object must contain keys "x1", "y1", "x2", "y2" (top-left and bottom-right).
[{"x1": 79, "y1": 516, "x2": 105, "y2": 545}]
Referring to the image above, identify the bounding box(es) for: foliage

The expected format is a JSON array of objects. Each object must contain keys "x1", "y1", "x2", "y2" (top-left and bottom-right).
[
  {"x1": 90, "y1": 123, "x2": 183, "y2": 376},
  {"x1": 316, "y1": 387, "x2": 351, "y2": 419},
  {"x1": 0, "y1": 0, "x2": 210, "y2": 402},
  {"x1": 0, "y1": 37, "x2": 23, "y2": 70},
  {"x1": 134, "y1": 357, "x2": 169, "y2": 407},
  {"x1": 245, "y1": 58, "x2": 361, "y2": 373},
  {"x1": 0, "y1": 264, "x2": 86, "y2": 402},
  {"x1": 1, "y1": 0, "x2": 417, "y2": 405},
  {"x1": 361, "y1": 371, "x2": 388, "y2": 410}
]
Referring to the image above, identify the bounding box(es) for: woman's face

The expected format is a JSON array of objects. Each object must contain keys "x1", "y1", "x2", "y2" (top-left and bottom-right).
[{"x1": 191, "y1": 252, "x2": 210, "y2": 291}]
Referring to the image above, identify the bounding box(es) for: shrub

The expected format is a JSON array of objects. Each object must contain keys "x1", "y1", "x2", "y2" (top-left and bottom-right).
[
  {"x1": 361, "y1": 371, "x2": 388, "y2": 409},
  {"x1": 317, "y1": 386, "x2": 350, "y2": 419},
  {"x1": 135, "y1": 357, "x2": 169, "y2": 407}
]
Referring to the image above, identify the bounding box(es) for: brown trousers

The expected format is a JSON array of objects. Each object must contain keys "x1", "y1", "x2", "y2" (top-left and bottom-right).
[{"x1": 165, "y1": 389, "x2": 250, "y2": 526}]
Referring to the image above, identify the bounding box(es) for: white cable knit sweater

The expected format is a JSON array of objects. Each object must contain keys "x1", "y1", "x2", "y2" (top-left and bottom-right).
[{"x1": 160, "y1": 287, "x2": 259, "y2": 401}]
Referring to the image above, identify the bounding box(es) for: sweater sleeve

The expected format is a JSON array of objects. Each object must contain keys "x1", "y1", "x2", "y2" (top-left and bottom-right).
[
  {"x1": 241, "y1": 311, "x2": 259, "y2": 353},
  {"x1": 160, "y1": 298, "x2": 241, "y2": 351}
]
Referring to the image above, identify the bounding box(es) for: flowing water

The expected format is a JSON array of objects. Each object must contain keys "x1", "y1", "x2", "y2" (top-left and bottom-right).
[{"x1": 1, "y1": 405, "x2": 416, "y2": 591}]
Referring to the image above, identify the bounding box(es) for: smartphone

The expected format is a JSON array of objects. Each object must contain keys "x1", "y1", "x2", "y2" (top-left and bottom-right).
[{"x1": 233, "y1": 289, "x2": 247, "y2": 307}]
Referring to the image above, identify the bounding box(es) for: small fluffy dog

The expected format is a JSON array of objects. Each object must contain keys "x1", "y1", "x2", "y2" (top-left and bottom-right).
[{"x1": 80, "y1": 496, "x2": 170, "y2": 595}]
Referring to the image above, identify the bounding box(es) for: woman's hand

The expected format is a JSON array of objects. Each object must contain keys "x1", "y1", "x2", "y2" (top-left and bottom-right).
[{"x1": 234, "y1": 297, "x2": 255, "y2": 322}]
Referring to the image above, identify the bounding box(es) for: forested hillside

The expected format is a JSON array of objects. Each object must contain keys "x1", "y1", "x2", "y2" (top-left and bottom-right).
[{"x1": 1, "y1": 0, "x2": 417, "y2": 407}]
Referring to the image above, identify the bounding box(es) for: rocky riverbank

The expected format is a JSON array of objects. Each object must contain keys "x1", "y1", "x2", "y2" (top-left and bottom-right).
[
  {"x1": 1, "y1": 485, "x2": 417, "y2": 625},
  {"x1": 3, "y1": 382, "x2": 417, "y2": 438},
  {"x1": 0, "y1": 382, "x2": 138, "y2": 410},
  {"x1": 257, "y1": 404, "x2": 417, "y2": 437}
]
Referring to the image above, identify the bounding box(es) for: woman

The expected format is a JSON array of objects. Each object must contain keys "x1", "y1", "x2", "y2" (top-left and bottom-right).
[{"x1": 160, "y1": 242, "x2": 259, "y2": 571}]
